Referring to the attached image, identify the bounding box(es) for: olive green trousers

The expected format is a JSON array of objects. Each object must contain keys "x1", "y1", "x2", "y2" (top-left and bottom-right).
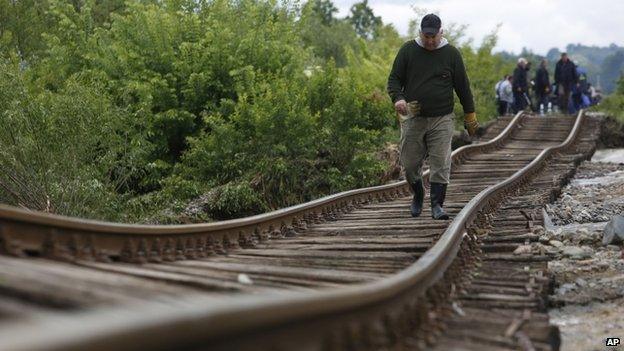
[{"x1": 399, "y1": 112, "x2": 454, "y2": 185}]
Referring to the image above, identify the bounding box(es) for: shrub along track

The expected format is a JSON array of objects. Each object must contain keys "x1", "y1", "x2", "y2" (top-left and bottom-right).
[{"x1": 0, "y1": 111, "x2": 596, "y2": 351}]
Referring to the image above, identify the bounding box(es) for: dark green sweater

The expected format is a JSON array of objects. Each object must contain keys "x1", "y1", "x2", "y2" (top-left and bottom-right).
[{"x1": 387, "y1": 40, "x2": 475, "y2": 117}]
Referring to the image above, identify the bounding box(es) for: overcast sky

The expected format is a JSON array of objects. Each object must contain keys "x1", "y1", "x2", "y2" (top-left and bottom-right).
[{"x1": 332, "y1": 0, "x2": 624, "y2": 55}]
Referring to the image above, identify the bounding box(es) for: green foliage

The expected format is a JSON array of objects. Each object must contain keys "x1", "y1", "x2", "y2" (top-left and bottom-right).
[
  {"x1": 178, "y1": 60, "x2": 393, "y2": 210},
  {"x1": 457, "y1": 28, "x2": 514, "y2": 123},
  {"x1": 0, "y1": 0, "x2": 511, "y2": 223},
  {"x1": 0, "y1": 0, "x2": 53, "y2": 60},
  {"x1": 600, "y1": 51, "x2": 624, "y2": 93},
  {"x1": 596, "y1": 77, "x2": 624, "y2": 121},
  {"x1": 308, "y1": 0, "x2": 337, "y2": 26},
  {"x1": 202, "y1": 182, "x2": 267, "y2": 220},
  {"x1": 300, "y1": 10, "x2": 359, "y2": 67},
  {"x1": 348, "y1": 0, "x2": 381, "y2": 39},
  {"x1": 0, "y1": 59, "x2": 145, "y2": 220}
]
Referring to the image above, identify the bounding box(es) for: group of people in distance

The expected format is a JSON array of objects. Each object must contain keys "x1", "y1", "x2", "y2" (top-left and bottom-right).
[{"x1": 495, "y1": 53, "x2": 601, "y2": 117}]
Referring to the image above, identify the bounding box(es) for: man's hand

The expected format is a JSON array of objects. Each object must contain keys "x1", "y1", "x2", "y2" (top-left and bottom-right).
[
  {"x1": 464, "y1": 112, "x2": 479, "y2": 137},
  {"x1": 394, "y1": 99, "x2": 407, "y2": 115},
  {"x1": 545, "y1": 87, "x2": 550, "y2": 93}
]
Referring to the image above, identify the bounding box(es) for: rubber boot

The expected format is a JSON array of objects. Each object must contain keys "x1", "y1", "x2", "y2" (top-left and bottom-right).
[
  {"x1": 430, "y1": 182, "x2": 449, "y2": 220},
  {"x1": 409, "y1": 179, "x2": 424, "y2": 217}
]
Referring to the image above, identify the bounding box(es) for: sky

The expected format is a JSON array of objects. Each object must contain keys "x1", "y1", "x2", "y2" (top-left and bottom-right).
[{"x1": 331, "y1": 0, "x2": 624, "y2": 55}]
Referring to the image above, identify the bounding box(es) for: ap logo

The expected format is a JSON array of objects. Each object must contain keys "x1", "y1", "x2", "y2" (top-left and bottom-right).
[{"x1": 606, "y1": 337, "x2": 620, "y2": 347}]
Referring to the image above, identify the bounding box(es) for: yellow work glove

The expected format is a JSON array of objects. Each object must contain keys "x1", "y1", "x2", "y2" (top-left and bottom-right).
[{"x1": 464, "y1": 112, "x2": 479, "y2": 137}]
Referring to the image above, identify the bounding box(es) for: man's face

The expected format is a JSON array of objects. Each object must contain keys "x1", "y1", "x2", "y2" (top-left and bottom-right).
[
  {"x1": 562, "y1": 55, "x2": 568, "y2": 62},
  {"x1": 420, "y1": 30, "x2": 442, "y2": 51}
]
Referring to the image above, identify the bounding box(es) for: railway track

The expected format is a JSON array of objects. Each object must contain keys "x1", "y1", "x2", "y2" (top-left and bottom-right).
[{"x1": 0, "y1": 110, "x2": 600, "y2": 350}]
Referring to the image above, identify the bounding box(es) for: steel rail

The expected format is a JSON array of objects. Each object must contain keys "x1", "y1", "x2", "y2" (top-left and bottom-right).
[
  {"x1": 67, "y1": 111, "x2": 581, "y2": 351},
  {"x1": 6, "y1": 110, "x2": 588, "y2": 351},
  {"x1": 146, "y1": 110, "x2": 584, "y2": 351},
  {"x1": 2, "y1": 111, "x2": 584, "y2": 351},
  {"x1": 0, "y1": 112, "x2": 526, "y2": 262}
]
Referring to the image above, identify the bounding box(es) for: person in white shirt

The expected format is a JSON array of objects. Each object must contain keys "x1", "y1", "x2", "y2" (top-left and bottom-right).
[{"x1": 496, "y1": 75, "x2": 513, "y2": 116}]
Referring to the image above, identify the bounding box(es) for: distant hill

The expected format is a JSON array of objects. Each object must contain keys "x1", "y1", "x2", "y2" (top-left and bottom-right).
[{"x1": 499, "y1": 44, "x2": 624, "y2": 94}]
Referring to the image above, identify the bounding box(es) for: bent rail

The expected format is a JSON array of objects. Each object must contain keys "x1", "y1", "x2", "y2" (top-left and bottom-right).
[
  {"x1": 81, "y1": 111, "x2": 582, "y2": 351},
  {"x1": 4, "y1": 110, "x2": 593, "y2": 351},
  {"x1": 6, "y1": 111, "x2": 584, "y2": 351},
  {"x1": 0, "y1": 113, "x2": 526, "y2": 262}
]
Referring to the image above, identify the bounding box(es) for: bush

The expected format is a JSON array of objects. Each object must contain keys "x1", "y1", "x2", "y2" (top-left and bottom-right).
[
  {"x1": 0, "y1": 0, "x2": 510, "y2": 222},
  {"x1": 203, "y1": 182, "x2": 267, "y2": 220},
  {"x1": 0, "y1": 59, "x2": 144, "y2": 219},
  {"x1": 597, "y1": 77, "x2": 624, "y2": 122}
]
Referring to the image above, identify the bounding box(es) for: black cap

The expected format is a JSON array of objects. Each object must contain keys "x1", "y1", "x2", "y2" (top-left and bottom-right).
[{"x1": 421, "y1": 14, "x2": 441, "y2": 35}]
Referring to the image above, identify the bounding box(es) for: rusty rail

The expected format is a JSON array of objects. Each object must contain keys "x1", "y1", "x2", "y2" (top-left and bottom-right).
[
  {"x1": 1, "y1": 110, "x2": 595, "y2": 351},
  {"x1": 0, "y1": 112, "x2": 526, "y2": 263},
  {"x1": 88, "y1": 111, "x2": 582, "y2": 351}
]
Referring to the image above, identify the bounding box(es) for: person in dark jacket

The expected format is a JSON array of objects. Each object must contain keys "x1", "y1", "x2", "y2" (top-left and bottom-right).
[
  {"x1": 387, "y1": 13, "x2": 477, "y2": 220},
  {"x1": 554, "y1": 53, "x2": 578, "y2": 114},
  {"x1": 525, "y1": 61, "x2": 535, "y2": 111},
  {"x1": 512, "y1": 58, "x2": 528, "y2": 113},
  {"x1": 534, "y1": 59, "x2": 551, "y2": 112}
]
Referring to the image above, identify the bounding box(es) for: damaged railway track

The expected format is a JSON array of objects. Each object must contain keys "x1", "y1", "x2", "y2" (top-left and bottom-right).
[{"x1": 0, "y1": 110, "x2": 600, "y2": 351}]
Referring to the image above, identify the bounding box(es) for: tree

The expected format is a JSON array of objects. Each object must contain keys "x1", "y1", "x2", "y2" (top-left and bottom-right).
[
  {"x1": 309, "y1": 0, "x2": 337, "y2": 25},
  {"x1": 0, "y1": 0, "x2": 52, "y2": 60},
  {"x1": 348, "y1": 0, "x2": 381, "y2": 39},
  {"x1": 601, "y1": 50, "x2": 624, "y2": 93}
]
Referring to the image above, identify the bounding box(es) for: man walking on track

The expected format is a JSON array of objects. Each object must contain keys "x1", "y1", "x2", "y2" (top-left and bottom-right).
[{"x1": 387, "y1": 13, "x2": 478, "y2": 220}]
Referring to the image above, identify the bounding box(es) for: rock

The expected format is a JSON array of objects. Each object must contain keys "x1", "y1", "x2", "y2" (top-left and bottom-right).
[
  {"x1": 602, "y1": 215, "x2": 624, "y2": 245},
  {"x1": 237, "y1": 273, "x2": 254, "y2": 285},
  {"x1": 543, "y1": 208, "x2": 555, "y2": 231},
  {"x1": 539, "y1": 235, "x2": 551, "y2": 244},
  {"x1": 549, "y1": 240, "x2": 564, "y2": 248},
  {"x1": 607, "y1": 245, "x2": 621, "y2": 251},
  {"x1": 577, "y1": 227, "x2": 596, "y2": 244},
  {"x1": 513, "y1": 245, "x2": 532, "y2": 255},
  {"x1": 557, "y1": 282, "x2": 577, "y2": 295},
  {"x1": 545, "y1": 246, "x2": 561, "y2": 256},
  {"x1": 559, "y1": 229, "x2": 573, "y2": 240},
  {"x1": 577, "y1": 258, "x2": 596, "y2": 265},
  {"x1": 575, "y1": 278, "x2": 588, "y2": 287},
  {"x1": 562, "y1": 246, "x2": 592, "y2": 260}
]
